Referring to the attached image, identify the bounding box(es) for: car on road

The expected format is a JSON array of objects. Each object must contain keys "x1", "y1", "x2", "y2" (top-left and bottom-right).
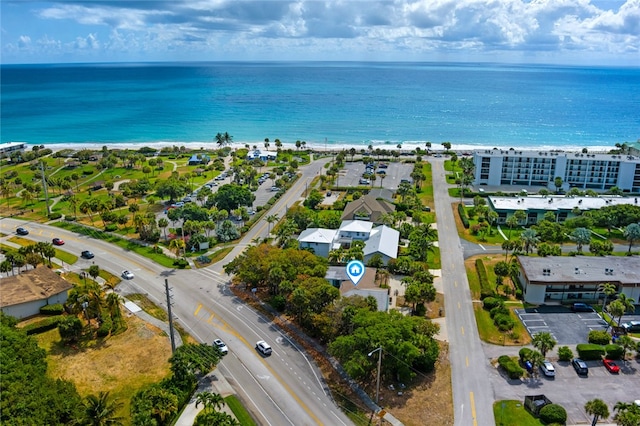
[
  {"x1": 121, "y1": 270, "x2": 134, "y2": 280},
  {"x1": 16, "y1": 227, "x2": 29, "y2": 235},
  {"x1": 256, "y1": 340, "x2": 272, "y2": 356},
  {"x1": 213, "y1": 339, "x2": 228, "y2": 355},
  {"x1": 540, "y1": 360, "x2": 556, "y2": 377},
  {"x1": 603, "y1": 359, "x2": 620, "y2": 374},
  {"x1": 52, "y1": 238, "x2": 65, "y2": 246},
  {"x1": 571, "y1": 303, "x2": 593, "y2": 312},
  {"x1": 572, "y1": 358, "x2": 589, "y2": 376},
  {"x1": 81, "y1": 250, "x2": 95, "y2": 259}
]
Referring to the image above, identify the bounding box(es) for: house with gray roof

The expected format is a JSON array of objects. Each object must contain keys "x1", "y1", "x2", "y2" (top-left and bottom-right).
[
  {"x1": 326, "y1": 266, "x2": 389, "y2": 311},
  {"x1": 340, "y1": 194, "x2": 396, "y2": 224},
  {"x1": 297, "y1": 220, "x2": 399, "y2": 265},
  {"x1": 516, "y1": 255, "x2": 640, "y2": 305}
]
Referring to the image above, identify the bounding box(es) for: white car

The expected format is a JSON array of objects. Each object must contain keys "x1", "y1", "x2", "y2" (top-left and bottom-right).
[
  {"x1": 256, "y1": 340, "x2": 272, "y2": 356},
  {"x1": 540, "y1": 360, "x2": 555, "y2": 377},
  {"x1": 213, "y1": 339, "x2": 228, "y2": 355},
  {"x1": 121, "y1": 270, "x2": 134, "y2": 280}
]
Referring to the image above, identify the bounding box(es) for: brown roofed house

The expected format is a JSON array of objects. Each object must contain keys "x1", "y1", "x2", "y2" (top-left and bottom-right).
[
  {"x1": 0, "y1": 266, "x2": 73, "y2": 319},
  {"x1": 340, "y1": 194, "x2": 395, "y2": 224}
]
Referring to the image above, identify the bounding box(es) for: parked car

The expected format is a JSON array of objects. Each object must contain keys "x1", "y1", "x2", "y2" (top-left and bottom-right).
[
  {"x1": 270, "y1": 186, "x2": 280, "y2": 192},
  {"x1": 256, "y1": 340, "x2": 272, "y2": 356},
  {"x1": 16, "y1": 227, "x2": 29, "y2": 235},
  {"x1": 81, "y1": 250, "x2": 95, "y2": 259},
  {"x1": 621, "y1": 321, "x2": 640, "y2": 333},
  {"x1": 572, "y1": 358, "x2": 589, "y2": 376},
  {"x1": 359, "y1": 178, "x2": 370, "y2": 185},
  {"x1": 540, "y1": 360, "x2": 555, "y2": 377},
  {"x1": 213, "y1": 339, "x2": 228, "y2": 355},
  {"x1": 571, "y1": 303, "x2": 593, "y2": 312},
  {"x1": 121, "y1": 270, "x2": 134, "y2": 280},
  {"x1": 52, "y1": 238, "x2": 65, "y2": 246},
  {"x1": 603, "y1": 359, "x2": 620, "y2": 374}
]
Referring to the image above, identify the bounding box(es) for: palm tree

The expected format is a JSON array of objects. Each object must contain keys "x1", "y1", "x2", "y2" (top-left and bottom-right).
[
  {"x1": 158, "y1": 217, "x2": 169, "y2": 241},
  {"x1": 624, "y1": 223, "x2": 640, "y2": 253},
  {"x1": 195, "y1": 391, "x2": 225, "y2": 413},
  {"x1": 570, "y1": 227, "x2": 592, "y2": 253},
  {"x1": 520, "y1": 228, "x2": 540, "y2": 254},
  {"x1": 266, "y1": 214, "x2": 279, "y2": 235},
  {"x1": 585, "y1": 399, "x2": 609, "y2": 426},
  {"x1": 599, "y1": 282, "x2": 617, "y2": 312},
  {"x1": 531, "y1": 331, "x2": 556, "y2": 357},
  {"x1": 506, "y1": 215, "x2": 518, "y2": 239},
  {"x1": 83, "y1": 391, "x2": 124, "y2": 426},
  {"x1": 613, "y1": 294, "x2": 636, "y2": 326},
  {"x1": 169, "y1": 238, "x2": 185, "y2": 258},
  {"x1": 529, "y1": 350, "x2": 545, "y2": 378}
]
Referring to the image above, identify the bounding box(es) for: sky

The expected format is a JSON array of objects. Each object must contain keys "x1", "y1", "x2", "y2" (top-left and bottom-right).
[{"x1": 1, "y1": 0, "x2": 639, "y2": 65}]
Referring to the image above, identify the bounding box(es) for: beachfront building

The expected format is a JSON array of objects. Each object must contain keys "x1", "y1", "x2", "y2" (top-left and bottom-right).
[
  {"x1": 473, "y1": 149, "x2": 640, "y2": 193},
  {"x1": 0, "y1": 142, "x2": 27, "y2": 159},
  {"x1": 516, "y1": 256, "x2": 640, "y2": 305},
  {"x1": 246, "y1": 149, "x2": 277, "y2": 162},
  {"x1": 489, "y1": 195, "x2": 640, "y2": 225},
  {"x1": 188, "y1": 154, "x2": 210, "y2": 165},
  {"x1": 298, "y1": 220, "x2": 400, "y2": 265}
]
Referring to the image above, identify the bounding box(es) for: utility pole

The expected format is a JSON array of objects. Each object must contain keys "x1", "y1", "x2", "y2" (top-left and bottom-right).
[
  {"x1": 40, "y1": 161, "x2": 51, "y2": 216},
  {"x1": 165, "y1": 279, "x2": 176, "y2": 353},
  {"x1": 368, "y1": 346, "x2": 383, "y2": 424}
]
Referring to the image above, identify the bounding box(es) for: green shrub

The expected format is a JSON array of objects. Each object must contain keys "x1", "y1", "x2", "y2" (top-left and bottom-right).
[
  {"x1": 104, "y1": 224, "x2": 118, "y2": 232},
  {"x1": 588, "y1": 330, "x2": 610, "y2": 345},
  {"x1": 482, "y1": 297, "x2": 502, "y2": 311},
  {"x1": 557, "y1": 346, "x2": 573, "y2": 361},
  {"x1": 458, "y1": 203, "x2": 470, "y2": 228},
  {"x1": 39, "y1": 304, "x2": 64, "y2": 315},
  {"x1": 269, "y1": 295, "x2": 286, "y2": 312},
  {"x1": 96, "y1": 312, "x2": 113, "y2": 338},
  {"x1": 519, "y1": 347, "x2": 533, "y2": 362},
  {"x1": 64, "y1": 216, "x2": 77, "y2": 222},
  {"x1": 48, "y1": 212, "x2": 63, "y2": 220},
  {"x1": 498, "y1": 355, "x2": 524, "y2": 379},
  {"x1": 476, "y1": 259, "x2": 494, "y2": 298},
  {"x1": 173, "y1": 258, "x2": 189, "y2": 269},
  {"x1": 490, "y1": 305, "x2": 509, "y2": 319},
  {"x1": 576, "y1": 343, "x2": 605, "y2": 360},
  {"x1": 539, "y1": 404, "x2": 567, "y2": 425},
  {"x1": 22, "y1": 315, "x2": 63, "y2": 335},
  {"x1": 494, "y1": 314, "x2": 516, "y2": 331},
  {"x1": 82, "y1": 169, "x2": 94, "y2": 175},
  {"x1": 605, "y1": 344, "x2": 624, "y2": 359}
]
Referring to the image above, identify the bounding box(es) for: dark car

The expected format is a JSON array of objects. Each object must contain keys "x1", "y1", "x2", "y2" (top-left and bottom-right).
[
  {"x1": 572, "y1": 358, "x2": 589, "y2": 376},
  {"x1": 81, "y1": 250, "x2": 95, "y2": 259},
  {"x1": 571, "y1": 303, "x2": 592, "y2": 312},
  {"x1": 16, "y1": 227, "x2": 29, "y2": 235}
]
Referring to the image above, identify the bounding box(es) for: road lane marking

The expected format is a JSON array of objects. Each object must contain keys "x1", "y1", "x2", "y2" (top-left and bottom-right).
[
  {"x1": 458, "y1": 302, "x2": 461, "y2": 309},
  {"x1": 466, "y1": 357, "x2": 469, "y2": 367},
  {"x1": 461, "y1": 326, "x2": 464, "y2": 335},
  {"x1": 454, "y1": 281, "x2": 458, "y2": 287},
  {"x1": 470, "y1": 392, "x2": 478, "y2": 426},
  {"x1": 194, "y1": 304, "x2": 203, "y2": 316}
]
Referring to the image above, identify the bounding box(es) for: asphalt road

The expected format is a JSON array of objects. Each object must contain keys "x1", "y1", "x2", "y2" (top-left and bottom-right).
[
  {"x1": 0, "y1": 158, "x2": 352, "y2": 426},
  {"x1": 431, "y1": 158, "x2": 496, "y2": 426}
]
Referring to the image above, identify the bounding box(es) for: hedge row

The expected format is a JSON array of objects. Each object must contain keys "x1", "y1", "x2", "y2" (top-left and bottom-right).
[
  {"x1": 476, "y1": 259, "x2": 494, "y2": 298},
  {"x1": 22, "y1": 315, "x2": 64, "y2": 335},
  {"x1": 588, "y1": 330, "x2": 611, "y2": 345},
  {"x1": 576, "y1": 344, "x2": 606, "y2": 360},
  {"x1": 484, "y1": 297, "x2": 515, "y2": 331},
  {"x1": 39, "y1": 304, "x2": 64, "y2": 315},
  {"x1": 458, "y1": 203, "x2": 470, "y2": 228},
  {"x1": 498, "y1": 355, "x2": 524, "y2": 379}
]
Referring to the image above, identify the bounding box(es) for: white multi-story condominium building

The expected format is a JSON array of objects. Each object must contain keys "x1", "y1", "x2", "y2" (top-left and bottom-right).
[{"x1": 473, "y1": 149, "x2": 640, "y2": 193}]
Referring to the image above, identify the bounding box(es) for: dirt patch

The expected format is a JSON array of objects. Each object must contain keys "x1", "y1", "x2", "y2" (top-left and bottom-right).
[{"x1": 381, "y1": 342, "x2": 453, "y2": 426}]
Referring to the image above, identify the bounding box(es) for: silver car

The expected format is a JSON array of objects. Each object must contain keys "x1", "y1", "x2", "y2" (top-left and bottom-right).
[{"x1": 540, "y1": 360, "x2": 555, "y2": 377}]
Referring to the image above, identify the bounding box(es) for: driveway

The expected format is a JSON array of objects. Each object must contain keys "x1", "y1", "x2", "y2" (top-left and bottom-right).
[{"x1": 515, "y1": 306, "x2": 608, "y2": 345}]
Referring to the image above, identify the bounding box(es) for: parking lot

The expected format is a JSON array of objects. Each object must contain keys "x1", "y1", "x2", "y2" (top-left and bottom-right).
[
  {"x1": 515, "y1": 306, "x2": 608, "y2": 344},
  {"x1": 338, "y1": 161, "x2": 412, "y2": 190}
]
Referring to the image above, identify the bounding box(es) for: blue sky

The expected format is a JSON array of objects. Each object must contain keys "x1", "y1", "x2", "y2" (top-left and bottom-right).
[{"x1": 1, "y1": 0, "x2": 639, "y2": 65}]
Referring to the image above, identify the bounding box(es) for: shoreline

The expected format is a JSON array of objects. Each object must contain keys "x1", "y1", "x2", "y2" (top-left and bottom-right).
[{"x1": 19, "y1": 140, "x2": 621, "y2": 155}]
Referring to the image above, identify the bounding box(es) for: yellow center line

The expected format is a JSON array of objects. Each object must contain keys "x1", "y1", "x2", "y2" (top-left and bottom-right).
[
  {"x1": 458, "y1": 302, "x2": 461, "y2": 309},
  {"x1": 470, "y1": 392, "x2": 478, "y2": 426},
  {"x1": 466, "y1": 357, "x2": 469, "y2": 367},
  {"x1": 193, "y1": 303, "x2": 323, "y2": 425},
  {"x1": 461, "y1": 326, "x2": 464, "y2": 335}
]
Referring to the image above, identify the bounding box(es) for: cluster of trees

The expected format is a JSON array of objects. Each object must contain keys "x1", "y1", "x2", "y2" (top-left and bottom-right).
[
  {"x1": 225, "y1": 245, "x2": 441, "y2": 383},
  {"x1": 0, "y1": 241, "x2": 58, "y2": 275}
]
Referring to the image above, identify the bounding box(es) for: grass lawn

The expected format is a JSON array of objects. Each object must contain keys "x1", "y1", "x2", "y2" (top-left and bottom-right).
[
  {"x1": 494, "y1": 400, "x2": 543, "y2": 426},
  {"x1": 225, "y1": 395, "x2": 257, "y2": 426},
  {"x1": 33, "y1": 315, "x2": 173, "y2": 424}
]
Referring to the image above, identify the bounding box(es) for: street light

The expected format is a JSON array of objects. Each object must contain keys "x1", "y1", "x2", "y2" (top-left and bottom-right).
[{"x1": 368, "y1": 346, "x2": 383, "y2": 419}]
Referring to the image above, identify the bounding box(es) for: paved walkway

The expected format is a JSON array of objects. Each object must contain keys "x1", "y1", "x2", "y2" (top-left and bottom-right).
[{"x1": 175, "y1": 368, "x2": 237, "y2": 426}]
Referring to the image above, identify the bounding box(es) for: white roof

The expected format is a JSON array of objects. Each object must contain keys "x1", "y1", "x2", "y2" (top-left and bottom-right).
[
  {"x1": 364, "y1": 225, "x2": 399, "y2": 259},
  {"x1": 298, "y1": 228, "x2": 338, "y2": 244},
  {"x1": 489, "y1": 195, "x2": 639, "y2": 212},
  {"x1": 339, "y1": 220, "x2": 373, "y2": 234}
]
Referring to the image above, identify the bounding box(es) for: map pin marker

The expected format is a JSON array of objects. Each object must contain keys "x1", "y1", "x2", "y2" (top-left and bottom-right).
[{"x1": 346, "y1": 260, "x2": 365, "y2": 286}]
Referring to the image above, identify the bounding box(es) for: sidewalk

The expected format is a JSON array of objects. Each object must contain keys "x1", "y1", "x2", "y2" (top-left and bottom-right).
[{"x1": 174, "y1": 368, "x2": 238, "y2": 426}]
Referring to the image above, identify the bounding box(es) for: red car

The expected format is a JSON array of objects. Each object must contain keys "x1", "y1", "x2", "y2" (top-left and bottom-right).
[
  {"x1": 52, "y1": 238, "x2": 65, "y2": 246},
  {"x1": 603, "y1": 359, "x2": 620, "y2": 374}
]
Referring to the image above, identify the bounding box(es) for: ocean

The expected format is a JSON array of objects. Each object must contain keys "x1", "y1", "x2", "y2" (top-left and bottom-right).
[{"x1": 1, "y1": 62, "x2": 638, "y2": 152}]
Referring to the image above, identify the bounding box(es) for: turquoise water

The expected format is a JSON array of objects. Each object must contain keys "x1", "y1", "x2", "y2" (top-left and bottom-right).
[{"x1": 1, "y1": 62, "x2": 638, "y2": 150}]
